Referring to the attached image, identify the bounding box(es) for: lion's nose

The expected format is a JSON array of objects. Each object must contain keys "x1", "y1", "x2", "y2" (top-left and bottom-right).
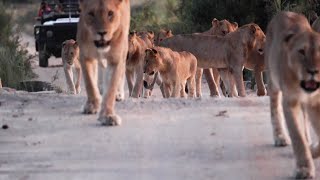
[
  {"x1": 98, "y1": 31, "x2": 107, "y2": 37},
  {"x1": 307, "y1": 69, "x2": 319, "y2": 76}
]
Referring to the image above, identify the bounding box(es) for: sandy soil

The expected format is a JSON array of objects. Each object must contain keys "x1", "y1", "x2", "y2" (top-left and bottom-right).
[{"x1": 0, "y1": 30, "x2": 319, "y2": 180}]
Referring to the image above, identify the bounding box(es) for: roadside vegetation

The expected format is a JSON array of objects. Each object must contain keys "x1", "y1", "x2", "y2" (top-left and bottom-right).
[{"x1": 0, "y1": 2, "x2": 36, "y2": 89}]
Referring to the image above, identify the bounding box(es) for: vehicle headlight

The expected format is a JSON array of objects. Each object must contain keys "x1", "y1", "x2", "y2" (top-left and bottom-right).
[{"x1": 46, "y1": 31, "x2": 53, "y2": 38}]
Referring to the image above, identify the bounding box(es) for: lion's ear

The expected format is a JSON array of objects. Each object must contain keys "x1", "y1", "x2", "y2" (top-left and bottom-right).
[
  {"x1": 232, "y1": 22, "x2": 238, "y2": 29},
  {"x1": 73, "y1": 41, "x2": 78, "y2": 48},
  {"x1": 212, "y1": 18, "x2": 219, "y2": 27},
  {"x1": 62, "y1": 41, "x2": 66, "y2": 47},
  {"x1": 166, "y1": 30, "x2": 172, "y2": 36},
  {"x1": 151, "y1": 48, "x2": 158, "y2": 55},
  {"x1": 249, "y1": 24, "x2": 257, "y2": 34}
]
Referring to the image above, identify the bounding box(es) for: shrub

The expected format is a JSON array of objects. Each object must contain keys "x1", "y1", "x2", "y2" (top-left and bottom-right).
[{"x1": 0, "y1": 3, "x2": 36, "y2": 88}]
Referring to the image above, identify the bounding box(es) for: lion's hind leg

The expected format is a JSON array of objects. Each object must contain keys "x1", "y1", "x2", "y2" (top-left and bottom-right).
[{"x1": 195, "y1": 68, "x2": 203, "y2": 98}]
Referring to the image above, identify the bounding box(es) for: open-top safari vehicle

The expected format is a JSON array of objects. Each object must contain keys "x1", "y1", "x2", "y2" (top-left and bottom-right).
[{"x1": 34, "y1": 0, "x2": 79, "y2": 67}]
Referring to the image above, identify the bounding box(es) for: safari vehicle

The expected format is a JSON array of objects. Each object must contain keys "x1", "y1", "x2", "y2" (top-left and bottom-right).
[{"x1": 34, "y1": 0, "x2": 79, "y2": 67}]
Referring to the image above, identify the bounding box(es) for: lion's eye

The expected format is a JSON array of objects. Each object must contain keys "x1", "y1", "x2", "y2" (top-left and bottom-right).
[
  {"x1": 298, "y1": 49, "x2": 305, "y2": 56},
  {"x1": 88, "y1": 11, "x2": 95, "y2": 17},
  {"x1": 108, "y1": 11, "x2": 114, "y2": 19},
  {"x1": 70, "y1": 52, "x2": 74, "y2": 55}
]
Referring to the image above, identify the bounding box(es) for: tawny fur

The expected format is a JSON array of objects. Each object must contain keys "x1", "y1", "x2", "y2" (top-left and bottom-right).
[
  {"x1": 160, "y1": 23, "x2": 266, "y2": 97},
  {"x1": 126, "y1": 32, "x2": 153, "y2": 98},
  {"x1": 77, "y1": 0, "x2": 130, "y2": 126},
  {"x1": 144, "y1": 47, "x2": 197, "y2": 98},
  {"x1": 61, "y1": 39, "x2": 81, "y2": 94},
  {"x1": 196, "y1": 18, "x2": 238, "y2": 97},
  {"x1": 265, "y1": 11, "x2": 320, "y2": 179}
]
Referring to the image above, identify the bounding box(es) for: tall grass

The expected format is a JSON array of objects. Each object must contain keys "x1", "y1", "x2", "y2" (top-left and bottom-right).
[{"x1": 0, "y1": 3, "x2": 36, "y2": 88}]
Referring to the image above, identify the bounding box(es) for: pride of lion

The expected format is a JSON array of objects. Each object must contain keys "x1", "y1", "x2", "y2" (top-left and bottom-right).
[{"x1": 65, "y1": 0, "x2": 320, "y2": 178}]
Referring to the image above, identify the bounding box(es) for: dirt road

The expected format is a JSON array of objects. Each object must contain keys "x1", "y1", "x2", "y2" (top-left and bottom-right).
[{"x1": 0, "y1": 33, "x2": 319, "y2": 180}]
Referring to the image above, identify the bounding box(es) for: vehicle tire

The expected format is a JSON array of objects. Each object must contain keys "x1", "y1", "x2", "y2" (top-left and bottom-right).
[{"x1": 39, "y1": 50, "x2": 49, "y2": 67}]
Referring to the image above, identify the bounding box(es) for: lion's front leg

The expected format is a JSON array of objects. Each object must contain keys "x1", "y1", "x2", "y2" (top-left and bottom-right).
[
  {"x1": 80, "y1": 58, "x2": 101, "y2": 114},
  {"x1": 307, "y1": 103, "x2": 320, "y2": 159},
  {"x1": 75, "y1": 66, "x2": 82, "y2": 94},
  {"x1": 195, "y1": 68, "x2": 203, "y2": 98},
  {"x1": 63, "y1": 65, "x2": 76, "y2": 94},
  {"x1": 283, "y1": 99, "x2": 315, "y2": 179},
  {"x1": 126, "y1": 69, "x2": 134, "y2": 97},
  {"x1": 269, "y1": 87, "x2": 291, "y2": 146},
  {"x1": 131, "y1": 64, "x2": 144, "y2": 98},
  {"x1": 254, "y1": 69, "x2": 266, "y2": 96},
  {"x1": 98, "y1": 60, "x2": 124, "y2": 126}
]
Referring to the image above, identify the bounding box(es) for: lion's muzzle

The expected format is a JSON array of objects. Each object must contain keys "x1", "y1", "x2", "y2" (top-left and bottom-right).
[
  {"x1": 94, "y1": 40, "x2": 111, "y2": 48},
  {"x1": 300, "y1": 80, "x2": 320, "y2": 93}
]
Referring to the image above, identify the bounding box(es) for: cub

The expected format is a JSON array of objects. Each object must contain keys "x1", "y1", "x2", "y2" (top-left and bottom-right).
[
  {"x1": 265, "y1": 11, "x2": 320, "y2": 179},
  {"x1": 144, "y1": 47, "x2": 197, "y2": 98},
  {"x1": 77, "y1": 0, "x2": 130, "y2": 126},
  {"x1": 61, "y1": 39, "x2": 81, "y2": 94}
]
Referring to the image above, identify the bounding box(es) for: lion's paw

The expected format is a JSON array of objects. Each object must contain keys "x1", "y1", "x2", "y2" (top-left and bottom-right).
[
  {"x1": 98, "y1": 114, "x2": 122, "y2": 126},
  {"x1": 274, "y1": 134, "x2": 291, "y2": 147},
  {"x1": 257, "y1": 88, "x2": 267, "y2": 96},
  {"x1": 311, "y1": 143, "x2": 320, "y2": 158},
  {"x1": 76, "y1": 87, "x2": 81, "y2": 94},
  {"x1": 116, "y1": 93, "x2": 125, "y2": 102},
  {"x1": 82, "y1": 100, "x2": 100, "y2": 114},
  {"x1": 295, "y1": 165, "x2": 315, "y2": 179}
]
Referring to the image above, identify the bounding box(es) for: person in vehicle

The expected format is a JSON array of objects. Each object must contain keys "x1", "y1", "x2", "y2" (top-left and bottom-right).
[{"x1": 38, "y1": 1, "x2": 52, "y2": 17}]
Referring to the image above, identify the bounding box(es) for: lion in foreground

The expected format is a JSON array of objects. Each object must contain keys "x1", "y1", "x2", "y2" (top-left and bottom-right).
[
  {"x1": 61, "y1": 39, "x2": 81, "y2": 94},
  {"x1": 265, "y1": 11, "x2": 320, "y2": 179},
  {"x1": 77, "y1": 0, "x2": 130, "y2": 126},
  {"x1": 144, "y1": 47, "x2": 197, "y2": 98}
]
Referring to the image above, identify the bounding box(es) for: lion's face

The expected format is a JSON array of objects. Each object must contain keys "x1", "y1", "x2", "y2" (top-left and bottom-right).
[
  {"x1": 155, "y1": 30, "x2": 173, "y2": 45},
  {"x1": 144, "y1": 49, "x2": 160, "y2": 75},
  {"x1": 245, "y1": 24, "x2": 266, "y2": 54},
  {"x1": 211, "y1": 19, "x2": 238, "y2": 36},
  {"x1": 62, "y1": 40, "x2": 79, "y2": 65},
  {"x1": 287, "y1": 31, "x2": 320, "y2": 93},
  {"x1": 79, "y1": 0, "x2": 123, "y2": 51}
]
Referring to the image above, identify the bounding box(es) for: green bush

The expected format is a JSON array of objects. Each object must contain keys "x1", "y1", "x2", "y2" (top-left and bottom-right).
[{"x1": 0, "y1": 3, "x2": 36, "y2": 88}]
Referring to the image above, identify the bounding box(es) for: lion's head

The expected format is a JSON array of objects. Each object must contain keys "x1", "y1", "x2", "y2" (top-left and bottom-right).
[
  {"x1": 155, "y1": 29, "x2": 173, "y2": 45},
  {"x1": 211, "y1": 18, "x2": 238, "y2": 36},
  {"x1": 138, "y1": 31, "x2": 155, "y2": 41},
  {"x1": 144, "y1": 48, "x2": 162, "y2": 76},
  {"x1": 62, "y1": 39, "x2": 79, "y2": 66},
  {"x1": 285, "y1": 31, "x2": 320, "y2": 93},
  {"x1": 79, "y1": 0, "x2": 125, "y2": 51},
  {"x1": 239, "y1": 23, "x2": 266, "y2": 55},
  {"x1": 128, "y1": 31, "x2": 139, "y2": 54}
]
